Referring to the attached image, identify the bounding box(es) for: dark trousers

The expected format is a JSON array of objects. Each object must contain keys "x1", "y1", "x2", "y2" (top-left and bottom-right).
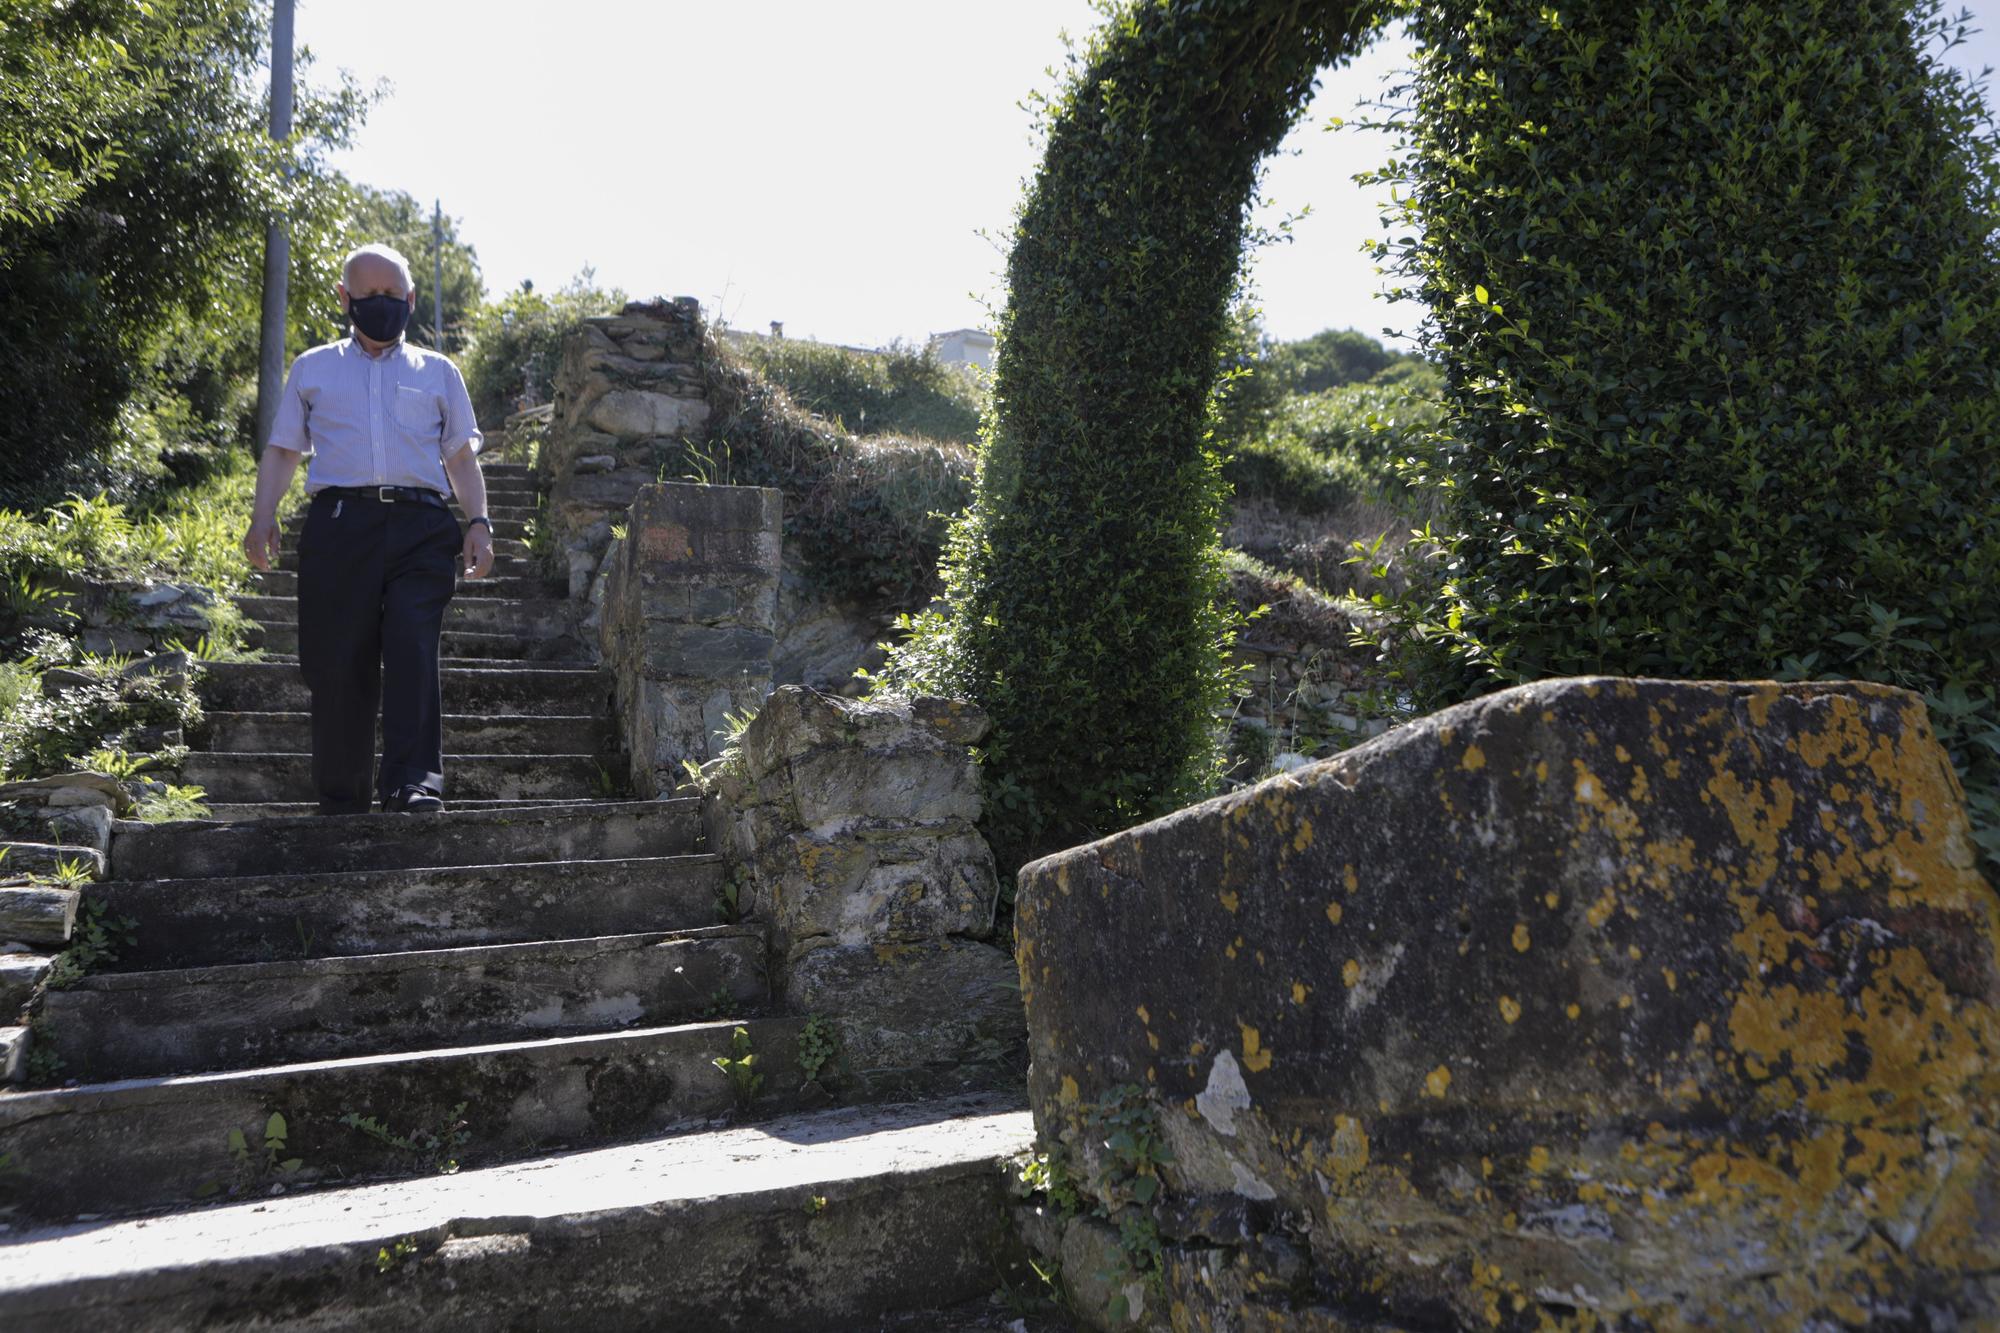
[{"x1": 295, "y1": 492, "x2": 460, "y2": 813}]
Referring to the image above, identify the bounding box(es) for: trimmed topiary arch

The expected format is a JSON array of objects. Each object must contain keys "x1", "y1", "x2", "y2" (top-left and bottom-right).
[{"x1": 892, "y1": 0, "x2": 2000, "y2": 870}]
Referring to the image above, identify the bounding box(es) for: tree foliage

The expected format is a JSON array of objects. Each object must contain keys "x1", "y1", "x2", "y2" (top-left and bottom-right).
[
  {"x1": 882, "y1": 0, "x2": 1386, "y2": 866},
  {"x1": 734, "y1": 337, "x2": 985, "y2": 445},
  {"x1": 1376, "y1": 0, "x2": 2000, "y2": 866},
  {"x1": 0, "y1": 0, "x2": 367, "y2": 508}
]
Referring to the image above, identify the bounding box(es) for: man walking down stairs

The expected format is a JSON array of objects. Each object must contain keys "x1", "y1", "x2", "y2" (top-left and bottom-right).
[{"x1": 0, "y1": 462, "x2": 1038, "y2": 1326}]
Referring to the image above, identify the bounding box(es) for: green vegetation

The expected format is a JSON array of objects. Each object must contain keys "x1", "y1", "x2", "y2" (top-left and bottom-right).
[
  {"x1": 878, "y1": 0, "x2": 1380, "y2": 866},
  {"x1": 733, "y1": 337, "x2": 986, "y2": 445},
  {"x1": 1375, "y1": 0, "x2": 2000, "y2": 868},
  {"x1": 696, "y1": 334, "x2": 974, "y2": 606},
  {"x1": 1223, "y1": 361, "x2": 1442, "y2": 518},
  {"x1": 460, "y1": 271, "x2": 629, "y2": 428},
  {"x1": 0, "y1": 639, "x2": 201, "y2": 782},
  {"x1": 0, "y1": 0, "x2": 368, "y2": 509}
]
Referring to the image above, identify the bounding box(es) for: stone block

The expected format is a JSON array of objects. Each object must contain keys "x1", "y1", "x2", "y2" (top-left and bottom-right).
[
  {"x1": 586, "y1": 389, "x2": 710, "y2": 440},
  {"x1": 782, "y1": 937, "x2": 1022, "y2": 1091},
  {"x1": 1016, "y1": 677, "x2": 2000, "y2": 1328},
  {"x1": 631, "y1": 481, "x2": 783, "y2": 534},
  {"x1": 768, "y1": 830, "x2": 998, "y2": 948},
  {"x1": 638, "y1": 623, "x2": 775, "y2": 679}
]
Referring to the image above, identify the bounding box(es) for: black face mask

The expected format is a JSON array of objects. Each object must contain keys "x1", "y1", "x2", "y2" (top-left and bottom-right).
[{"x1": 348, "y1": 292, "x2": 412, "y2": 343}]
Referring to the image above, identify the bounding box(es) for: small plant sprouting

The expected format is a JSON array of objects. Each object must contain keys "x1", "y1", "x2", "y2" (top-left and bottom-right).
[
  {"x1": 375, "y1": 1236, "x2": 419, "y2": 1273},
  {"x1": 45, "y1": 896, "x2": 138, "y2": 989},
  {"x1": 796, "y1": 1014, "x2": 840, "y2": 1091},
  {"x1": 802, "y1": 1194, "x2": 828, "y2": 1217},
  {"x1": 196, "y1": 1111, "x2": 302, "y2": 1198},
  {"x1": 714, "y1": 864, "x2": 749, "y2": 924},
  {"x1": 712, "y1": 1025, "x2": 763, "y2": 1105},
  {"x1": 1018, "y1": 1150, "x2": 1083, "y2": 1218},
  {"x1": 339, "y1": 1102, "x2": 470, "y2": 1176}
]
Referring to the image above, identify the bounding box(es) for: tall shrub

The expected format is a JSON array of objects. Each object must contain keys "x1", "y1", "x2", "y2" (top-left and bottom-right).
[
  {"x1": 884, "y1": 0, "x2": 1384, "y2": 866},
  {"x1": 1379, "y1": 1, "x2": 2000, "y2": 864}
]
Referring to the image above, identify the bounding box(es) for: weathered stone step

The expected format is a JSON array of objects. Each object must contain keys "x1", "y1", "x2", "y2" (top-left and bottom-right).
[
  {"x1": 249, "y1": 568, "x2": 561, "y2": 599},
  {"x1": 93, "y1": 851, "x2": 723, "y2": 969},
  {"x1": 111, "y1": 798, "x2": 699, "y2": 880},
  {"x1": 481, "y1": 462, "x2": 535, "y2": 478},
  {"x1": 191, "y1": 709, "x2": 608, "y2": 755},
  {"x1": 0, "y1": 1018, "x2": 811, "y2": 1224},
  {"x1": 43, "y1": 926, "x2": 767, "y2": 1080},
  {"x1": 246, "y1": 622, "x2": 585, "y2": 661},
  {"x1": 195, "y1": 660, "x2": 608, "y2": 714},
  {"x1": 179, "y1": 751, "x2": 613, "y2": 803},
  {"x1": 235, "y1": 594, "x2": 578, "y2": 639},
  {"x1": 0, "y1": 1091, "x2": 1031, "y2": 1326},
  {"x1": 197, "y1": 796, "x2": 599, "y2": 822}
]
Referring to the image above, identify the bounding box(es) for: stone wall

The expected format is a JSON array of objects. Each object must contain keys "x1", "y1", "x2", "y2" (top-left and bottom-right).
[
  {"x1": 597, "y1": 483, "x2": 781, "y2": 797},
  {"x1": 539, "y1": 298, "x2": 712, "y2": 629},
  {"x1": 704, "y1": 686, "x2": 1023, "y2": 1097},
  {"x1": 1013, "y1": 677, "x2": 2000, "y2": 1330}
]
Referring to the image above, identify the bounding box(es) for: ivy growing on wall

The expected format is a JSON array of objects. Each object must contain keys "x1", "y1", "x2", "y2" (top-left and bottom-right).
[
  {"x1": 883, "y1": 0, "x2": 1387, "y2": 866},
  {"x1": 1374, "y1": 0, "x2": 2000, "y2": 866}
]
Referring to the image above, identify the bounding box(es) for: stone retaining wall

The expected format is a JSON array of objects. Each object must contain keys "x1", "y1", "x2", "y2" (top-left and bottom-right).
[
  {"x1": 1014, "y1": 677, "x2": 2000, "y2": 1330},
  {"x1": 704, "y1": 686, "x2": 1023, "y2": 1098}
]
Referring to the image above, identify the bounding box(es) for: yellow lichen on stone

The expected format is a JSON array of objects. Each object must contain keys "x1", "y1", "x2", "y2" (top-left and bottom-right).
[
  {"x1": 1240, "y1": 1023, "x2": 1273, "y2": 1073},
  {"x1": 1218, "y1": 889, "x2": 1239, "y2": 913},
  {"x1": 1343, "y1": 959, "x2": 1361, "y2": 987},
  {"x1": 1326, "y1": 901, "x2": 1343, "y2": 925},
  {"x1": 1462, "y1": 745, "x2": 1487, "y2": 771},
  {"x1": 1498, "y1": 995, "x2": 1522, "y2": 1024},
  {"x1": 1424, "y1": 1065, "x2": 1452, "y2": 1098},
  {"x1": 1136, "y1": 1005, "x2": 1150, "y2": 1024},
  {"x1": 1292, "y1": 982, "x2": 1309, "y2": 1005},
  {"x1": 1512, "y1": 923, "x2": 1532, "y2": 952}
]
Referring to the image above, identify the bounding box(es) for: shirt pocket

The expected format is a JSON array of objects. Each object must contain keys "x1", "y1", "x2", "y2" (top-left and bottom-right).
[{"x1": 392, "y1": 383, "x2": 441, "y2": 435}]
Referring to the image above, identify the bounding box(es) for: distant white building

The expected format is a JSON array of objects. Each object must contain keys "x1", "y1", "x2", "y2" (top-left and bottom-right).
[{"x1": 928, "y1": 328, "x2": 995, "y2": 370}]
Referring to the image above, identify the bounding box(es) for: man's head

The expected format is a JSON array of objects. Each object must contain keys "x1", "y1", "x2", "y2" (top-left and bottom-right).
[{"x1": 339, "y1": 243, "x2": 415, "y2": 347}]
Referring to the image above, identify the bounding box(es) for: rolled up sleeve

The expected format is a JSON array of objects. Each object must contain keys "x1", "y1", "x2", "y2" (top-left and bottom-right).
[
  {"x1": 266, "y1": 358, "x2": 312, "y2": 455},
  {"x1": 440, "y1": 360, "x2": 483, "y2": 460}
]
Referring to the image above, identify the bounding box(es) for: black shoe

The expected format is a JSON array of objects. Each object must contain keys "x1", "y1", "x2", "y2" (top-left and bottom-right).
[{"x1": 382, "y1": 785, "x2": 444, "y2": 813}]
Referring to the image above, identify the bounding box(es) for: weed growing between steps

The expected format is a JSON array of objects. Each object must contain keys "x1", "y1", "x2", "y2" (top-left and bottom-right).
[
  {"x1": 195, "y1": 1112, "x2": 304, "y2": 1199},
  {"x1": 796, "y1": 1014, "x2": 841, "y2": 1093},
  {"x1": 338, "y1": 1102, "x2": 472, "y2": 1176},
  {"x1": 713, "y1": 1026, "x2": 764, "y2": 1107}
]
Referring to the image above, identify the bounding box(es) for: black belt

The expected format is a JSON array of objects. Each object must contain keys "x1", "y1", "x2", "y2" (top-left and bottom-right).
[{"x1": 316, "y1": 485, "x2": 450, "y2": 509}]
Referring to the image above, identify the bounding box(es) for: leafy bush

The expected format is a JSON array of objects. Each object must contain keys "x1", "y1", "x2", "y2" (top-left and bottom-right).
[
  {"x1": 1376, "y1": 0, "x2": 2000, "y2": 869},
  {"x1": 878, "y1": 0, "x2": 1379, "y2": 867},
  {"x1": 692, "y1": 337, "x2": 974, "y2": 607},
  {"x1": 0, "y1": 644, "x2": 201, "y2": 780},
  {"x1": 1224, "y1": 367, "x2": 1443, "y2": 516},
  {"x1": 733, "y1": 337, "x2": 985, "y2": 445},
  {"x1": 460, "y1": 273, "x2": 627, "y2": 429},
  {"x1": 0, "y1": 0, "x2": 367, "y2": 509}
]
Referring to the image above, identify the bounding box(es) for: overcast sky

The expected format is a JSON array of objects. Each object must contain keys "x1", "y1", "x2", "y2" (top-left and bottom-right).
[{"x1": 301, "y1": 2, "x2": 2000, "y2": 351}]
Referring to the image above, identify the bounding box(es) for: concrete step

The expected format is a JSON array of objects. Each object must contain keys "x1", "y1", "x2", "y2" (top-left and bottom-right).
[
  {"x1": 248, "y1": 568, "x2": 562, "y2": 600},
  {"x1": 191, "y1": 710, "x2": 609, "y2": 755},
  {"x1": 195, "y1": 661, "x2": 608, "y2": 714},
  {"x1": 0, "y1": 1018, "x2": 812, "y2": 1224},
  {"x1": 245, "y1": 622, "x2": 586, "y2": 661},
  {"x1": 235, "y1": 594, "x2": 578, "y2": 640},
  {"x1": 178, "y1": 751, "x2": 615, "y2": 803},
  {"x1": 0, "y1": 1092, "x2": 1032, "y2": 1327},
  {"x1": 196, "y1": 796, "x2": 600, "y2": 822},
  {"x1": 42, "y1": 926, "x2": 768, "y2": 1080},
  {"x1": 92, "y1": 851, "x2": 725, "y2": 969}
]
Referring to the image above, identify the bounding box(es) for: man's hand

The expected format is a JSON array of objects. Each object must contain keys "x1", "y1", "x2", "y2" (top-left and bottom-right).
[
  {"x1": 243, "y1": 514, "x2": 282, "y2": 572},
  {"x1": 462, "y1": 522, "x2": 495, "y2": 579}
]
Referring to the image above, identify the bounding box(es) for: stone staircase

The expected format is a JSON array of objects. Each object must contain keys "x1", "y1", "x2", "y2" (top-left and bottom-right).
[{"x1": 0, "y1": 462, "x2": 1035, "y2": 1328}]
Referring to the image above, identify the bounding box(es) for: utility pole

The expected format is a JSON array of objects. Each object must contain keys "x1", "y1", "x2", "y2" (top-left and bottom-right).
[
  {"x1": 252, "y1": 0, "x2": 295, "y2": 458},
  {"x1": 432, "y1": 199, "x2": 445, "y2": 349}
]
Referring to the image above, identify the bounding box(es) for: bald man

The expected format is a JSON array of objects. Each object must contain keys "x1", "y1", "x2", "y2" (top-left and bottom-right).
[{"x1": 242, "y1": 243, "x2": 495, "y2": 815}]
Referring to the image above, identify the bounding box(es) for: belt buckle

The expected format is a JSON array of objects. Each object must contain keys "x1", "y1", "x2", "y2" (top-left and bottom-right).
[{"x1": 378, "y1": 486, "x2": 396, "y2": 503}]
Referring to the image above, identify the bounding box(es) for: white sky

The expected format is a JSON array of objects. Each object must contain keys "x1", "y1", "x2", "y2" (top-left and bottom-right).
[{"x1": 301, "y1": 1, "x2": 2000, "y2": 351}]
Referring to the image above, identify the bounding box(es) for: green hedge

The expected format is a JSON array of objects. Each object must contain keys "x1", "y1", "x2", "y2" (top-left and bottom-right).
[
  {"x1": 881, "y1": 0, "x2": 1384, "y2": 866},
  {"x1": 734, "y1": 337, "x2": 985, "y2": 445},
  {"x1": 1224, "y1": 365, "x2": 1442, "y2": 516},
  {"x1": 1378, "y1": 0, "x2": 2000, "y2": 866}
]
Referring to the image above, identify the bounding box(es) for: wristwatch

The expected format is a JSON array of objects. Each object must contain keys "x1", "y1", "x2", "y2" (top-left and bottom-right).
[{"x1": 467, "y1": 515, "x2": 493, "y2": 533}]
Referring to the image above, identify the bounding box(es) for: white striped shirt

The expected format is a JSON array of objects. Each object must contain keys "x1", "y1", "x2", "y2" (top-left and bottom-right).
[{"x1": 266, "y1": 337, "x2": 482, "y2": 494}]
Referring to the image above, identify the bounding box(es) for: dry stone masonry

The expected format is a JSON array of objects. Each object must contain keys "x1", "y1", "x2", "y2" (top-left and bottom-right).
[
  {"x1": 705, "y1": 686, "x2": 1024, "y2": 1097},
  {"x1": 1016, "y1": 677, "x2": 2000, "y2": 1330},
  {"x1": 597, "y1": 482, "x2": 783, "y2": 795}
]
